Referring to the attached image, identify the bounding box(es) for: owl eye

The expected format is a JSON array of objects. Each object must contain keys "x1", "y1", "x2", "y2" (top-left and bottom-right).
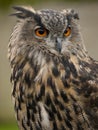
[
  {"x1": 64, "y1": 27, "x2": 71, "y2": 37},
  {"x1": 34, "y1": 27, "x2": 48, "y2": 38}
]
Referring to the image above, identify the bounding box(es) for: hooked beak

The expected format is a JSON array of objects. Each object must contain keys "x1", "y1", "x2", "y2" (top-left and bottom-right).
[{"x1": 55, "y1": 38, "x2": 62, "y2": 53}]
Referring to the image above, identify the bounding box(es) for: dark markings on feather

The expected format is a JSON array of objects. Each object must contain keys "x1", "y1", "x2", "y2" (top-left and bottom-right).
[
  {"x1": 40, "y1": 83, "x2": 45, "y2": 96},
  {"x1": 54, "y1": 98, "x2": 59, "y2": 105},
  {"x1": 29, "y1": 60, "x2": 39, "y2": 75},
  {"x1": 38, "y1": 121, "x2": 42, "y2": 130},
  {"x1": 12, "y1": 68, "x2": 19, "y2": 81},
  {"x1": 32, "y1": 104, "x2": 37, "y2": 113},
  {"x1": 19, "y1": 84, "x2": 24, "y2": 95},
  {"x1": 12, "y1": 64, "x2": 17, "y2": 76},
  {"x1": 57, "y1": 110, "x2": 62, "y2": 121},
  {"x1": 38, "y1": 106, "x2": 42, "y2": 121},
  {"x1": 84, "y1": 90, "x2": 92, "y2": 98},
  {"x1": 82, "y1": 85, "x2": 94, "y2": 98},
  {"x1": 61, "y1": 57, "x2": 70, "y2": 79},
  {"x1": 65, "y1": 67, "x2": 71, "y2": 79},
  {"x1": 54, "y1": 98, "x2": 65, "y2": 110},
  {"x1": 53, "y1": 56, "x2": 60, "y2": 65},
  {"x1": 17, "y1": 112, "x2": 19, "y2": 121},
  {"x1": 19, "y1": 88, "x2": 24, "y2": 103},
  {"x1": 15, "y1": 69, "x2": 23, "y2": 81},
  {"x1": 70, "y1": 94, "x2": 77, "y2": 102},
  {"x1": 24, "y1": 73, "x2": 31, "y2": 87},
  {"x1": 78, "y1": 60, "x2": 89, "y2": 68},
  {"x1": 12, "y1": 81, "x2": 16, "y2": 97},
  {"x1": 45, "y1": 93, "x2": 51, "y2": 106},
  {"x1": 27, "y1": 101, "x2": 34, "y2": 109},
  {"x1": 47, "y1": 76, "x2": 58, "y2": 96},
  {"x1": 65, "y1": 108, "x2": 73, "y2": 121},
  {"x1": 61, "y1": 125, "x2": 66, "y2": 130},
  {"x1": 32, "y1": 113, "x2": 35, "y2": 122},
  {"x1": 27, "y1": 93, "x2": 33, "y2": 99},
  {"x1": 18, "y1": 59, "x2": 26, "y2": 71},
  {"x1": 69, "y1": 62, "x2": 78, "y2": 78},
  {"x1": 78, "y1": 83, "x2": 98, "y2": 97},
  {"x1": 60, "y1": 91, "x2": 69, "y2": 102},
  {"x1": 12, "y1": 60, "x2": 26, "y2": 81},
  {"x1": 73, "y1": 103, "x2": 81, "y2": 115},
  {"x1": 71, "y1": 51, "x2": 76, "y2": 55},
  {"x1": 79, "y1": 76, "x2": 90, "y2": 83},
  {"x1": 27, "y1": 119, "x2": 30, "y2": 126},
  {"x1": 30, "y1": 125, "x2": 33, "y2": 130},
  {"x1": 18, "y1": 97, "x2": 22, "y2": 110},
  {"x1": 72, "y1": 79, "x2": 79, "y2": 86},
  {"x1": 35, "y1": 123, "x2": 41, "y2": 130},
  {"x1": 22, "y1": 120, "x2": 27, "y2": 130},
  {"x1": 64, "y1": 118, "x2": 73, "y2": 130},
  {"x1": 19, "y1": 94, "x2": 24, "y2": 103},
  {"x1": 90, "y1": 96, "x2": 98, "y2": 107},
  {"x1": 12, "y1": 68, "x2": 16, "y2": 81},
  {"x1": 52, "y1": 66, "x2": 60, "y2": 77},
  {"x1": 53, "y1": 121, "x2": 58, "y2": 130},
  {"x1": 32, "y1": 100, "x2": 36, "y2": 106},
  {"x1": 45, "y1": 106, "x2": 55, "y2": 121},
  {"x1": 27, "y1": 100, "x2": 37, "y2": 113},
  {"x1": 47, "y1": 76, "x2": 52, "y2": 86},
  {"x1": 15, "y1": 108, "x2": 19, "y2": 121},
  {"x1": 51, "y1": 101, "x2": 57, "y2": 113},
  {"x1": 35, "y1": 84, "x2": 45, "y2": 101},
  {"x1": 61, "y1": 78, "x2": 70, "y2": 88},
  {"x1": 27, "y1": 107, "x2": 30, "y2": 121},
  {"x1": 77, "y1": 122, "x2": 84, "y2": 130},
  {"x1": 45, "y1": 54, "x2": 51, "y2": 62}
]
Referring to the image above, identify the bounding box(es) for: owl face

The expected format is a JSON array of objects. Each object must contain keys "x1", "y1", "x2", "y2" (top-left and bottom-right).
[
  {"x1": 10, "y1": 6, "x2": 83, "y2": 54},
  {"x1": 35, "y1": 9, "x2": 72, "y2": 52}
]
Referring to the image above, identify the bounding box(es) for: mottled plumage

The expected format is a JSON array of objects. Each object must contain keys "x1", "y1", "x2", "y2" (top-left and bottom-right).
[{"x1": 8, "y1": 6, "x2": 98, "y2": 130}]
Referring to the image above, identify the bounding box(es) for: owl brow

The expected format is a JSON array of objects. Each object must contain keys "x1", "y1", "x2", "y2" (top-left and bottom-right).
[
  {"x1": 34, "y1": 14, "x2": 45, "y2": 28},
  {"x1": 34, "y1": 14, "x2": 42, "y2": 24}
]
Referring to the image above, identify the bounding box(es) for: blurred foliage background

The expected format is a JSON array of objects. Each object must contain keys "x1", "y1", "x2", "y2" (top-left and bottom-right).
[
  {"x1": 0, "y1": 0, "x2": 98, "y2": 10},
  {"x1": 0, "y1": 0, "x2": 98, "y2": 130}
]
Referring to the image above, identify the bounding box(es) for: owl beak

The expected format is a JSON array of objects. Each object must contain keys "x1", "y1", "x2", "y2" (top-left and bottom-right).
[{"x1": 55, "y1": 38, "x2": 62, "y2": 53}]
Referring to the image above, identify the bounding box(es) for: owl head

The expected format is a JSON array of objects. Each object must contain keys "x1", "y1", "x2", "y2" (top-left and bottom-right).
[{"x1": 9, "y1": 6, "x2": 86, "y2": 58}]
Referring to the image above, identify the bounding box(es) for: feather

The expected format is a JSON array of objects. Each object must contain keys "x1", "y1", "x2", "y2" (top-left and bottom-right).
[{"x1": 10, "y1": 6, "x2": 36, "y2": 19}]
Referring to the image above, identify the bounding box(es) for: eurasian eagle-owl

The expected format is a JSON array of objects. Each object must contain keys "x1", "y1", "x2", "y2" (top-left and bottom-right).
[{"x1": 8, "y1": 6, "x2": 98, "y2": 130}]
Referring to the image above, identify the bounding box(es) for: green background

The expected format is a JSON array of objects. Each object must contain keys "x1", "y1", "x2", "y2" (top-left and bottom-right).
[{"x1": 0, "y1": 0, "x2": 97, "y2": 10}]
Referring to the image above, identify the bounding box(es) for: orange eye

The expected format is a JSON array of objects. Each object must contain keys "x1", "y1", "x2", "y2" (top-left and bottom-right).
[
  {"x1": 64, "y1": 27, "x2": 71, "y2": 37},
  {"x1": 35, "y1": 27, "x2": 48, "y2": 38}
]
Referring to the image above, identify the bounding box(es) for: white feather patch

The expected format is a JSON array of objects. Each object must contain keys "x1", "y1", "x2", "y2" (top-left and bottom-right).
[{"x1": 38, "y1": 102, "x2": 50, "y2": 128}]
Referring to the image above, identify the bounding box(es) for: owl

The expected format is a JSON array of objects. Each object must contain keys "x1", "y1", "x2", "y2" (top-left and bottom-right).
[{"x1": 8, "y1": 6, "x2": 98, "y2": 130}]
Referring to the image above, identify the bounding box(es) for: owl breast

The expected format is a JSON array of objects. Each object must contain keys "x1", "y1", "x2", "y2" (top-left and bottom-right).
[{"x1": 11, "y1": 43, "x2": 92, "y2": 130}]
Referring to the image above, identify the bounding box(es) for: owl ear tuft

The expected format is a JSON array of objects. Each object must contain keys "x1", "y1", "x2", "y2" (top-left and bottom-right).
[
  {"x1": 10, "y1": 6, "x2": 36, "y2": 19},
  {"x1": 63, "y1": 9, "x2": 79, "y2": 20}
]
